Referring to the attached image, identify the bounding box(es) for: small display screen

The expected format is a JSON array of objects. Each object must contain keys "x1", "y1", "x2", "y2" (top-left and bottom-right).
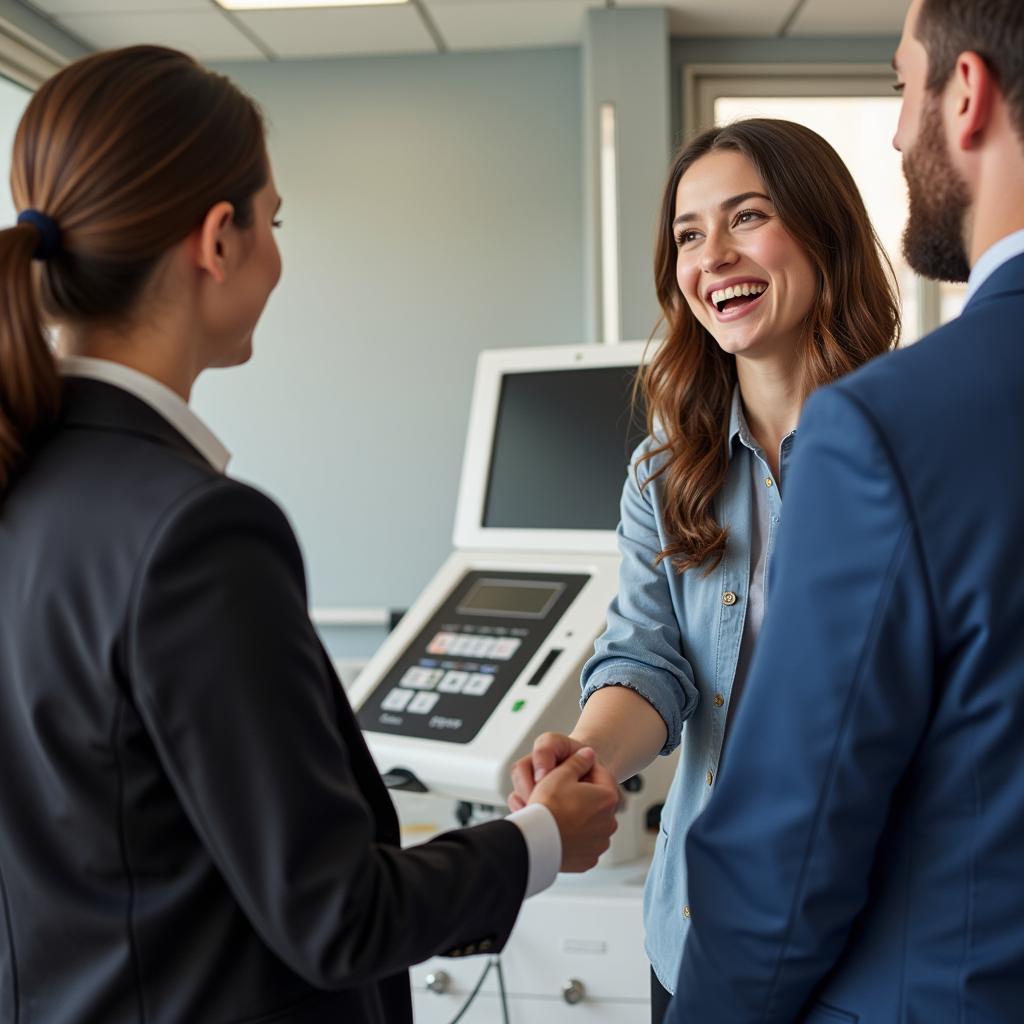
[
  {"x1": 483, "y1": 365, "x2": 646, "y2": 531},
  {"x1": 457, "y1": 579, "x2": 564, "y2": 618}
]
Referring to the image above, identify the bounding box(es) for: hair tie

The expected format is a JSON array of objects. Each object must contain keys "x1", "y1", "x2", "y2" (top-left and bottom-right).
[{"x1": 17, "y1": 209, "x2": 61, "y2": 261}]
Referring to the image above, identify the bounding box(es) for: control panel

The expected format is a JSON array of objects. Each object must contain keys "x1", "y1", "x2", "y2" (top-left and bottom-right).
[{"x1": 357, "y1": 569, "x2": 589, "y2": 744}]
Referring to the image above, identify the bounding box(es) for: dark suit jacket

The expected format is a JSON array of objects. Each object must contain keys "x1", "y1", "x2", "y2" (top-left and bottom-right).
[
  {"x1": 0, "y1": 378, "x2": 528, "y2": 1023},
  {"x1": 668, "y1": 253, "x2": 1024, "y2": 1023}
]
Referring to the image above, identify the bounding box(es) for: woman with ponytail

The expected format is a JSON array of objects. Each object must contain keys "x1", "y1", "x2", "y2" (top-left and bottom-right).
[
  {"x1": 0, "y1": 46, "x2": 617, "y2": 1023},
  {"x1": 510, "y1": 119, "x2": 902, "y2": 1022}
]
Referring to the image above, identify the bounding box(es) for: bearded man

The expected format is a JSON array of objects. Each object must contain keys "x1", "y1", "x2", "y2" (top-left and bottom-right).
[{"x1": 666, "y1": 0, "x2": 1024, "y2": 1020}]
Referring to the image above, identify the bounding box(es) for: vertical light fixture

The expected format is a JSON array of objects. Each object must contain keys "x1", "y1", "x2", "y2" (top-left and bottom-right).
[{"x1": 599, "y1": 101, "x2": 621, "y2": 346}]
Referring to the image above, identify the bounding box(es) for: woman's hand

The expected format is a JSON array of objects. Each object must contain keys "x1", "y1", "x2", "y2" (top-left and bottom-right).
[
  {"x1": 508, "y1": 732, "x2": 584, "y2": 811},
  {"x1": 508, "y1": 686, "x2": 668, "y2": 810}
]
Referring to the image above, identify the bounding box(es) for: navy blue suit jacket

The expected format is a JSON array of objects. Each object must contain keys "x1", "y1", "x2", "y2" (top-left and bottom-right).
[{"x1": 667, "y1": 253, "x2": 1024, "y2": 1023}]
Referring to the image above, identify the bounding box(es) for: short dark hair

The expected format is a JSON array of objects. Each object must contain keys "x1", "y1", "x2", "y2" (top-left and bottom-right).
[{"x1": 916, "y1": 0, "x2": 1024, "y2": 138}]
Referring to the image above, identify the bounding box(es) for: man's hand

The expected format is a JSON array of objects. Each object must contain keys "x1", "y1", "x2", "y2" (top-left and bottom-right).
[
  {"x1": 527, "y1": 748, "x2": 619, "y2": 871},
  {"x1": 508, "y1": 731, "x2": 583, "y2": 811}
]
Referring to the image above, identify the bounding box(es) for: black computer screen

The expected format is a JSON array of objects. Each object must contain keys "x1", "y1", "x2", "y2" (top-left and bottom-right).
[{"x1": 482, "y1": 365, "x2": 647, "y2": 531}]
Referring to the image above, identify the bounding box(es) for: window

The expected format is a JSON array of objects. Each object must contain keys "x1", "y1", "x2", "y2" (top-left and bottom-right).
[
  {"x1": 0, "y1": 74, "x2": 30, "y2": 227},
  {"x1": 685, "y1": 65, "x2": 967, "y2": 344}
]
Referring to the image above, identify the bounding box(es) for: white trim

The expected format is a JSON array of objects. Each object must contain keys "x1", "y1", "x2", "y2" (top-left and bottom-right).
[
  {"x1": 599, "y1": 102, "x2": 621, "y2": 346},
  {"x1": 310, "y1": 607, "x2": 390, "y2": 627}
]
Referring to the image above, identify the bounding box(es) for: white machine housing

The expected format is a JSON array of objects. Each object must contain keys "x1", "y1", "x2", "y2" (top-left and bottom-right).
[{"x1": 349, "y1": 342, "x2": 649, "y2": 807}]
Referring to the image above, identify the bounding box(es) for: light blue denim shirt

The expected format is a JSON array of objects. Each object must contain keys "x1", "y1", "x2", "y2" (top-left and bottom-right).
[{"x1": 580, "y1": 388, "x2": 796, "y2": 993}]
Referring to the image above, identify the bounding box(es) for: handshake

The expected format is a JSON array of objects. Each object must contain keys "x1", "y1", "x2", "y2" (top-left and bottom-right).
[{"x1": 508, "y1": 733, "x2": 620, "y2": 873}]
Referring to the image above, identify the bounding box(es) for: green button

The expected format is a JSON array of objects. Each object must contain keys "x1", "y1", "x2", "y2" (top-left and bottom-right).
[{"x1": 511, "y1": 699, "x2": 526, "y2": 712}]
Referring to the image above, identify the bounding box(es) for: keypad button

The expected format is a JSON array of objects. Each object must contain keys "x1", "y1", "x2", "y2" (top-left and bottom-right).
[
  {"x1": 407, "y1": 692, "x2": 440, "y2": 715},
  {"x1": 448, "y1": 636, "x2": 475, "y2": 657},
  {"x1": 381, "y1": 688, "x2": 414, "y2": 712},
  {"x1": 438, "y1": 670, "x2": 470, "y2": 693},
  {"x1": 466, "y1": 637, "x2": 495, "y2": 657},
  {"x1": 464, "y1": 674, "x2": 494, "y2": 697},
  {"x1": 490, "y1": 638, "x2": 522, "y2": 661},
  {"x1": 426, "y1": 632, "x2": 456, "y2": 655},
  {"x1": 401, "y1": 667, "x2": 443, "y2": 690}
]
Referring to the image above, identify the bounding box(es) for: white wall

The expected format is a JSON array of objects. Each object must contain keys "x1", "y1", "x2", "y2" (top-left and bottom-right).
[{"x1": 195, "y1": 49, "x2": 583, "y2": 654}]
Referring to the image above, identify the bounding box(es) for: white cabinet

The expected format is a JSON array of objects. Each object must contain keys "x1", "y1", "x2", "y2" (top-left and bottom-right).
[{"x1": 412, "y1": 864, "x2": 650, "y2": 1023}]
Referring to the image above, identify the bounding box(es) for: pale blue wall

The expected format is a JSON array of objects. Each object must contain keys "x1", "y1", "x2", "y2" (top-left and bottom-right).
[{"x1": 194, "y1": 49, "x2": 583, "y2": 655}]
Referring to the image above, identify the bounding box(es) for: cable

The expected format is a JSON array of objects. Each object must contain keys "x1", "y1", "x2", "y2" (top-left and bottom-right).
[
  {"x1": 494, "y1": 955, "x2": 510, "y2": 1024},
  {"x1": 446, "y1": 956, "x2": 494, "y2": 1024}
]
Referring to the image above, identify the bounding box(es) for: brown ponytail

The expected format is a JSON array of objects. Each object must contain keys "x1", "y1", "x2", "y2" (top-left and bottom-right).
[
  {"x1": 0, "y1": 223, "x2": 60, "y2": 491},
  {"x1": 0, "y1": 45, "x2": 267, "y2": 499}
]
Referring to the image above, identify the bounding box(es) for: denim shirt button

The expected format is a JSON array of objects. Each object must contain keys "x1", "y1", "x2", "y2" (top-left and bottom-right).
[
  {"x1": 722, "y1": 591, "x2": 738, "y2": 606},
  {"x1": 713, "y1": 693, "x2": 725, "y2": 707}
]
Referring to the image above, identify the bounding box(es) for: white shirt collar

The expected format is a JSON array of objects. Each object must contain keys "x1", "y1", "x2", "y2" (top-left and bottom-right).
[
  {"x1": 59, "y1": 356, "x2": 231, "y2": 473},
  {"x1": 966, "y1": 228, "x2": 1024, "y2": 304}
]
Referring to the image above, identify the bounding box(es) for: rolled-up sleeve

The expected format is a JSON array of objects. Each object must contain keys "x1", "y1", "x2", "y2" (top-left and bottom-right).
[{"x1": 581, "y1": 442, "x2": 699, "y2": 754}]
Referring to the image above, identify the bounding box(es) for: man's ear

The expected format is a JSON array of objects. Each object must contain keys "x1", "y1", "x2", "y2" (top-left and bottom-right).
[
  {"x1": 193, "y1": 201, "x2": 236, "y2": 285},
  {"x1": 949, "y1": 51, "x2": 997, "y2": 152}
]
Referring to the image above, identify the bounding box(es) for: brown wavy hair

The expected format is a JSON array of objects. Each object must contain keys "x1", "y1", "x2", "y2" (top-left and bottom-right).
[
  {"x1": 640, "y1": 118, "x2": 900, "y2": 574},
  {"x1": 0, "y1": 46, "x2": 267, "y2": 497}
]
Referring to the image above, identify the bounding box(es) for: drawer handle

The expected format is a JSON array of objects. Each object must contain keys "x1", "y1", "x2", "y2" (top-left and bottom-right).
[
  {"x1": 425, "y1": 970, "x2": 451, "y2": 995},
  {"x1": 562, "y1": 978, "x2": 586, "y2": 1005}
]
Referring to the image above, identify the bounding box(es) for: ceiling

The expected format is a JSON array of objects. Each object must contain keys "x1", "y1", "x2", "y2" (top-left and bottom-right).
[{"x1": 20, "y1": 0, "x2": 906, "y2": 63}]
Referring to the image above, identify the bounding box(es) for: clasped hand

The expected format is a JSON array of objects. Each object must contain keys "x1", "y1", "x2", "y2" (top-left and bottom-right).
[{"x1": 508, "y1": 733, "x2": 618, "y2": 872}]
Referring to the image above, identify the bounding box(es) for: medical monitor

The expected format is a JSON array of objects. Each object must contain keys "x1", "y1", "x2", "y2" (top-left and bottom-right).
[{"x1": 453, "y1": 342, "x2": 649, "y2": 554}]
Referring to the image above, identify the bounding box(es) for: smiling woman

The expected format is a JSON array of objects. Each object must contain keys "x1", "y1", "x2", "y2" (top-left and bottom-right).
[
  {"x1": 509, "y1": 116, "x2": 903, "y2": 1024},
  {"x1": 671, "y1": 152, "x2": 818, "y2": 367},
  {"x1": 644, "y1": 118, "x2": 900, "y2": 573}
]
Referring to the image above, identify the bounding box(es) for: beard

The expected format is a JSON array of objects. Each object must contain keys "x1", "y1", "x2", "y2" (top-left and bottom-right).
[{"x1": 901, "y1": 96, "x2": 971, "y2": 283}]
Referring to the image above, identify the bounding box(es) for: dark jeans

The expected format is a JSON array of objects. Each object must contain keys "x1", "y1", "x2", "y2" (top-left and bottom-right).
[{"x1": 651, "y1": 967, "x2": 671, "y2": 1024}]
